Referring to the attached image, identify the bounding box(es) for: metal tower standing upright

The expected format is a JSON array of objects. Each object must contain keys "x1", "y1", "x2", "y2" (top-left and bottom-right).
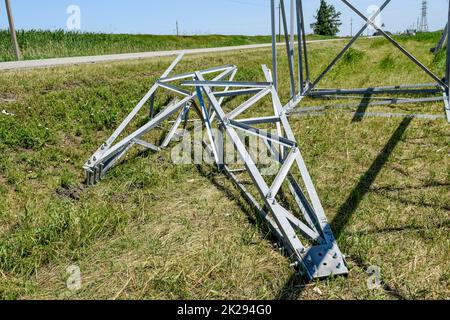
[{"x1": 419, "y1": 0, "x2": 429, "y2": 32}]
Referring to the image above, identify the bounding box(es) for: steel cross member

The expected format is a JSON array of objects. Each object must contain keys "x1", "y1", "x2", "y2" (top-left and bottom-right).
[
  {"x1": 273, "y1": 0, "x2": 450, "y2": 122},
  {"x1": 305, "y1": 0, "x2": 391, "y2": 96},
  {"x1": 341, "y1": 0, "x2": 446, "y2": 89}
]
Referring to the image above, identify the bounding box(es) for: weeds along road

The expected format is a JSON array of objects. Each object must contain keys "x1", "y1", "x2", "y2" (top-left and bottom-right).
[{"x1": 0, "y1": 38, "x2": 348, "y2": 71}]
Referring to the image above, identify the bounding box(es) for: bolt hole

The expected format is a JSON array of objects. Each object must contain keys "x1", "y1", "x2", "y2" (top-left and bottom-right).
[
  {"x1": 318, "y1": 253, "x2": 323, "y2": 257},
  {"x1": 323, "y1": 262, "x2": 327, "y2": 266}
]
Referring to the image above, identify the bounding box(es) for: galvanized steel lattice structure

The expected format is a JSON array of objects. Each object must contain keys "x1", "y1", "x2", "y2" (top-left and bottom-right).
[
  {"x1": 271, "y1": 0, "x2": 450, "y2": 122},
  {"x1": 84, "y1": 0, "x2": 450, "y2": 280}
]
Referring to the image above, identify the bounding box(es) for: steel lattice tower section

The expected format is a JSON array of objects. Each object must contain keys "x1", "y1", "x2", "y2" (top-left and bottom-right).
[
  {"x1": 84, "y1": 0, "x2": 450, "y2": 282},
  {"x1": 419, "y1": 0, "x2": 429, "y2": 32},
  {"x1": 269, "y1": 0, "x2": 450, "y2": 122}
]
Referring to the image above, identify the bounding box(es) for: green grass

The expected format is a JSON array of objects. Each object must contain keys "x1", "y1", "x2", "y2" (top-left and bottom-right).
[
  {"x1": 0, "y1": 34, "x2": 449, "y2": 300},
  {"x1": 0, "y1": 29, "x2": 338, "y2": 62}
]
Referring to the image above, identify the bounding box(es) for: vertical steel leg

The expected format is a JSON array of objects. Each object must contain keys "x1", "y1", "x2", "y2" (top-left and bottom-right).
[
  {"x1": 280, "y1": 0, "x2": 296, "y2": 98},
  {"x1": 295, "y1": 0, "x2": 304, "y2": 94},
  {"x1": 271, "y1": 0, "x2": 278, "y2": 91},
  {"x1": 298, "y1": 0, "x2": 310, "y2": 85}
]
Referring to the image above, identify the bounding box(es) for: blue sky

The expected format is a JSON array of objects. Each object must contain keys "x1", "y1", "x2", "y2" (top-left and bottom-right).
[{"x1": 0, "y1": 0, "x2": 448, "y2": 36}]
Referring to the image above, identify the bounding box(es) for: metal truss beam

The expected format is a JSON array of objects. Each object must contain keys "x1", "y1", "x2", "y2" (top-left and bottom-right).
[{"x1": 84, "y1": 55, "x2": 238, "y2": 185}]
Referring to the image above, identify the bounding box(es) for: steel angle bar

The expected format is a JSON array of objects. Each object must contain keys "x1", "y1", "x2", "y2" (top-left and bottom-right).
[
  {"x1": 280, "y1": 0, "x2": 296, "y2": 98},
  {"x1": 289, "y1": 110, "x2": 447, "y2": 120},
  {"x1": 267, "y1": 147, "x2": 299, "y2": 199},
  {"x1": 159, "y1": 64, "x2": 236, "y2": 83},
  {"x1": 295, "y1": 0, "x2": 304, "y2": 93},
  {"x1": 226, "y1": 87, "x2": 272, "y2": 120},
  {"x1": 156, "y1": 81, "x2": 192, "y2": 96},
  {"x1": 290, "y1": 0, "x2": 295, "y2": 63},
  {"x1": 235, "y1": 116, "x2": 281, "y2": 126},
  {"x1": 160, "y1": 102, "x2": 188, "y2": 148},
  {"x1": 286, "y1": 175, "x2": 325, "y2": 241},
  {"x1": 182, "y1": 80, "x2": 272, "y2": 88},
  {"x1": 161, "y1": 51, "x2": 186, "y2": 78},
  {"x1": 288, "y1": 96, "x2": 445, "y2": 115},
  {"x1": 297, "y1": 0, "x2": 310, "y2": 86},
  {"x1": 261, "y1": 65, "x2": 284, "y2": 145},
  {"x1": 271, "y1": 0, "x2": 278, "y2": 90},
  {"x1": 341, "y1": 0, "x2": 446, "y2": 89},
  {"x1": 309, "y1": 88, "x2": 441, "y2": 96},
  {"x1": 349, "y1": 111, "x2": 446, "y2": 120},
  {"x1": 261, "y1": 130, "x2": 325, "y2": 243},
  {"x1": 213, "y1": 88, "x2": 263, "y2": 98},
  {"x1": 274, "y1": 204, "x2": 321, "y2": 244},
  {"x1": 315, "y1": 83, "x2": 440, "y2": 91},
  {"x1": 134, "y1": 139, "x2": 161, "y2": 152},
  {"x1": 228, "y1": 165, "x2": 321, "y2": 254},
  {"x1": 228, "y1": 119, "x2": 297, "y2": 148},
  {"x1": 314, "y1": 95, "x2": 438, "y2": 101},
  {"x1": 218, "y1": 68, "x2": 238, "y2": 105},
  {"x1": 195, "y1": 85, "x2": 221, "y2": 165},
  {"x1": 306, "y1": 0, "x2": 390, "y2": 94},
  {"x1": 149, "y1": 93, "x2": 156, "y2": 119},
  {"x1": 264, "y1": 137, "x2": 324, "y2": 244},
  {"x1": 212, "y1": 68, "x2": 238, "y2": 124}
]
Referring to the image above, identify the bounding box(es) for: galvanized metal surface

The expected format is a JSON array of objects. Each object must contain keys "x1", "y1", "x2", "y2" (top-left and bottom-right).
[{"x1": 84, "y1": 0, "x2": 449, "y2": 284}]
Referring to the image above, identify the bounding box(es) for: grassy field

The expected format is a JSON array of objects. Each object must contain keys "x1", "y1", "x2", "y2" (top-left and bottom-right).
[
  {"x1": 0, "y1": 33, "x2": 449, "y2": 300},
  {"x1": 0, "y1": 29, "x2": 336, "y2": 62}
]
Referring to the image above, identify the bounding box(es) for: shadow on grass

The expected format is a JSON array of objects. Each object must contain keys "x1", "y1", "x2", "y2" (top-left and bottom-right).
[
  {"x1": 346, "y1": 220, "x2": 450, "y2": 237},
  {"x1": 276, "y1": 117, "x2": 413, "y2": 300},
  {"x1": 352, "y1": 91, "x2": 374, "y2": 122},
  {"x1": 194, "y1": 164, "x2": 273, "y2": 238}
]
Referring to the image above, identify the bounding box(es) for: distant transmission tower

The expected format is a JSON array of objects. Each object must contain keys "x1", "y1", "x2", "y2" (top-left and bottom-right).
[{"x1": 419, "y1": 0, "x2": 429, "y2": 32}]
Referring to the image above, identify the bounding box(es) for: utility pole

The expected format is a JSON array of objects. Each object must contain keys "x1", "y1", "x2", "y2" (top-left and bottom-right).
[
  {"x1": 176, "y1": 21, "x2": 179, "y2": 36},
  {"x1": 4, "y1": 0, "x2": 22, "y2": 60}
]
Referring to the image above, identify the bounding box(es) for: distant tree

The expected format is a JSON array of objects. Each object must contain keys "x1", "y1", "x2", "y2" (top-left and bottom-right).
[{"x1": 313, "y1": 0, "x2": 342, "y2": 36}]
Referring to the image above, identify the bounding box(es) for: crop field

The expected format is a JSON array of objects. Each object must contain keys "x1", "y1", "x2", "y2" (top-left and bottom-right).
[
  {"x1": 0, "y1": 33, "x2": 449, "y2": 300},
  {"x1": 0, "y1": 30, "x2": 334, "y2": 62}
]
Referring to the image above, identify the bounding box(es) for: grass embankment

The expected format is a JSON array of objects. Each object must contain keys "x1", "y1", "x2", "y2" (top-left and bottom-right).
[
  {"x1": 0, "y1": 33, "x2": 448, "y2": 299},
  {"x1": 0, "y1": 29, "x2": 336, "y2": 62}
]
